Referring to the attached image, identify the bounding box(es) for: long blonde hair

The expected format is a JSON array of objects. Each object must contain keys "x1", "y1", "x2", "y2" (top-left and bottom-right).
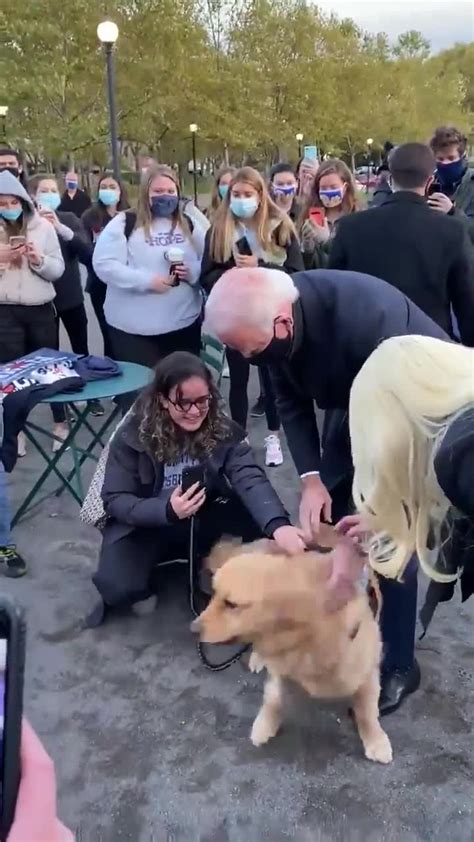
[
  {"x1": 349, "y1": 336, "x2": 474, "y2": 582},
  {"x1": 209, "y1": 166, "x2": 295, "y2": 263},
  {"x1": 135, "y1": 164, "x2": 193, "y2": 240}
]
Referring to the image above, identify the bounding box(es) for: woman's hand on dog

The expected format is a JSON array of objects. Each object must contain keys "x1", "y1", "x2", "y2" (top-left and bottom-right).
[
  {"x1": 335, "y1": 513, "x2": 371, "y2": 544},
  {"x1": 272, "y1": 525, "x2": 307, "y2": 556},
  {"x1": 170, "y1": 483, "x2": 206, "y2": 519}
]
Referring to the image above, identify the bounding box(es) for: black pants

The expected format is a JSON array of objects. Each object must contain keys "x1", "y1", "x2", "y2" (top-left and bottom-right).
[
  {"x1": 88, "y1": 278, "x2": 115, "y2": 359},
  {"x1": 94, "y1": 495, "x2": 262, "y2": 607},
  {"x1": 0, "y1": 303, "x2": 65, "y2": 424},
  {"x1": 226, "y1": 349, "x2": 280, "y2": 432},
  {"x1": 109, "y1": 319, "x2": 202, "y2": 412},
  {"x1": 57, "y1": 303, "x2": 89, "y2": 357}
]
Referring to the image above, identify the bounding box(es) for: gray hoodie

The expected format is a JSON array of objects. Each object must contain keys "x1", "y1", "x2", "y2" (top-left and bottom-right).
[{"x1": 0, "y1": 171, "x2": 64, "y2": 305}]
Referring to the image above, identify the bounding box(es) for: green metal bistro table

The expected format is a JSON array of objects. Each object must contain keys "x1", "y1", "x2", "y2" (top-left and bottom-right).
[{"x1": 12, "y1": 361, "x2": 152, "y2": 526}]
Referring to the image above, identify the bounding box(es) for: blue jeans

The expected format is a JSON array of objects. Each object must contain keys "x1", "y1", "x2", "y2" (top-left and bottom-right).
[{"x1": 0, "y1": 464, "x2": 13, "y2": 548}]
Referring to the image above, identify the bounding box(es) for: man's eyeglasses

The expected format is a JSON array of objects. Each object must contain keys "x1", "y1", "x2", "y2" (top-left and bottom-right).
[{"x1": 168, "y1": 395, "x2": 212, "y2": 413}]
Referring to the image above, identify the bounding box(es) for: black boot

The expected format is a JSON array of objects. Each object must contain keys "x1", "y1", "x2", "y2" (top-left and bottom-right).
[{"x1": 379, "y1": 660, "x2": 421, "y2": 716}]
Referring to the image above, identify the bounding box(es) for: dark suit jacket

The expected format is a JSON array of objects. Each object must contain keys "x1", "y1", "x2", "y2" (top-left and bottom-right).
[
  {"x1": 328, "y1": 192, "x2": 474, "y2": 346},
  {"x1": 59, "y1": 188, "x2": 91, "y2": 219},
  {"x1": 54, "y1": 212, "x2": 92, "y2": 313},
  {"x1": 271, "y1": 270, "x2": 448, "y2": 486}
]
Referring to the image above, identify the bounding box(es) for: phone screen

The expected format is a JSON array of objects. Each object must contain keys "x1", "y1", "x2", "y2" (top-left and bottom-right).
[
  {"x1": 309, "y1": 207, "x2": 325, "y2": 226},
  {"x1": 303, "y1": 145, "x2": 318, "y2": 161}
]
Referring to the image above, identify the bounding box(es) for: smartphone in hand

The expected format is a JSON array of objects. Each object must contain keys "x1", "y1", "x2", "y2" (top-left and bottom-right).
[
  {"x1": 235, "y1": 236, "x2": 253, "y2": 256},
  {"x1": 309, "y1": 207, "x2": 326, "y2": 227},
  {"x1": 0, "y1": 597, "x2": 26, "y2": 840},
  {"x1": 181, "y1": 465, "x2": 205, "y2": 494}
]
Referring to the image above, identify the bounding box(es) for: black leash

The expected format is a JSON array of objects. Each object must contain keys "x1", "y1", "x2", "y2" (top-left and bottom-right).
[{"x1": 188, "y1": 516, "x2": 249, "y2": 671}]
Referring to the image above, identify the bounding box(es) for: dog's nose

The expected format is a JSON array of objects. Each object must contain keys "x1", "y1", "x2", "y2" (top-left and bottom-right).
[{"x1": 190, "y1": 617, "x2": 201, "y2": 633}]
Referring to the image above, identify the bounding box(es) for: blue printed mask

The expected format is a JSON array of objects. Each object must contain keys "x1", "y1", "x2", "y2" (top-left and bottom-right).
[
  {"x1": 319, "y1": 188, "x2": 344, "y2": 208},
  {"x1": 273, "y1": 185, "x2": 296, "y2": 197},
  {"x1": 98, "y1": 188, "x2": 119, "y2": 207},
  {"x1": 218, "y1": 184, "x2": 229, "y2": 200},
  {"x1": 150, "y1": 195, "x2": 179, "y2": 217},
  {"x1": 436, "y1": 158, "x2": 466, "y2": 188},
  {"x1": 37, "y1": 192, "x2": 61, "y2": 211},
  {"x1": 230, "y1": 197, "x2": 259, "y2": 219},
  {"x1": 0, "y1": 207, "x2": 22, "y2": 222}
]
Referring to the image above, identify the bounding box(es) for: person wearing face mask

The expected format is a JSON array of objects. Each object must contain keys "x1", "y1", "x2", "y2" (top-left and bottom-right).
[
  {"x1": 0, "y1": 148, "x2": 26, "y2": 187},
  {"x1": 81, "y1": 175, "x2": 130, "y2": 360},
  {"x1": 299, "y1": 159, "x2": 359, "y2": 270},
  {"x1": 429, "y1": 125, "x2": 474, "y2": 243},
  {"x1": 269, "y1": 163, "x2": 300, "y2": 222},
  {"x1": 204, "y1": 264, "x2": 451, "y2": 714},
  {"x1": 207, "y1": 166, "x2": 236, "y2": 223},
  {"x1": 92, "y1": 165, "x2": 207, "y2": 393},
  {"x1": 58, "y1": 170, "x2": 91, "y2": 219},
  {"x1": 0, "y1": 171, "x2": 65, "y2": 457},
  {"x1": 200, "y1": 166, "x2": 303, "y2": 467}
]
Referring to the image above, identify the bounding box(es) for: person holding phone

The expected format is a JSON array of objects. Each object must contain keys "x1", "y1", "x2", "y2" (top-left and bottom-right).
[
  {"x1": 81, "y1": 174, "x2": 130, "y2": 360},
  {"x1": 207, "y1": 166, "x2": 236, "y2": 223},
  {"x1": 92, "y1": 166, "x2": 206, "y2": 381},
  {"x1": 200, "y1": 166, "x2": 303, "y2": 467},
  {"x1": 0, "y1": 171, "x2": 65, "y2": 457},
  {"x1": 299, "y1": 159, "x2": 359, "y2": 269},
  {"x1": 87, "y1": 351, "x2": 304, "y2": 627}
]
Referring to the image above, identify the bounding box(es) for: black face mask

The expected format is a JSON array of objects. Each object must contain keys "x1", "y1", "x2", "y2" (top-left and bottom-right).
[
  {"x1": 249, "y1": 321, "x2": 292, "y2": 366},
  {"x1": 0, "y1": 166, "x2": 20, "y2": 179}
]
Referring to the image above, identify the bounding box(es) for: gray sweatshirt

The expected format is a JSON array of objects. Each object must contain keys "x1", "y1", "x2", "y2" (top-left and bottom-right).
[{"x1": 92, "y1": 213, "x2": 207, "y2": 336}]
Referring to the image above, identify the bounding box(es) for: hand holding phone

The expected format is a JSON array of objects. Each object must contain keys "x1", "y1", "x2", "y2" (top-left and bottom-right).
[
  {"x1": 309, "y1": 207, "x2": 326, "y2": 227},
  {"x1": 170, "y1": 480, "x2": 206, "y2": 520}
]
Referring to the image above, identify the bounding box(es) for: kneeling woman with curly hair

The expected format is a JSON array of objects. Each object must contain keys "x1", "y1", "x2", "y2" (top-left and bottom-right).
[{"x1": 88, "y1": 351, "x2": 304, "y2": 626}]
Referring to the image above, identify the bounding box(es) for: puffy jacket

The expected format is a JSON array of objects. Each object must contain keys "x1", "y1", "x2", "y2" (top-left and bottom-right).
[{"x1": 0, "y1": 172, "x2": 64, "y2": 305}]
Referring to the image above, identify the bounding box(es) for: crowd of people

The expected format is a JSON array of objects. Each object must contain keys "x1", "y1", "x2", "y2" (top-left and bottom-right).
[{"x1": 0, "y1": 124, "x2": 473, "y2": 835}]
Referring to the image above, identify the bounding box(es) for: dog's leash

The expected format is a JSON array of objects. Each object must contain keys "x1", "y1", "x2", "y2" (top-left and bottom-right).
[{"x1": 188, "y1": 516, "x2": 249, "y2": 672}]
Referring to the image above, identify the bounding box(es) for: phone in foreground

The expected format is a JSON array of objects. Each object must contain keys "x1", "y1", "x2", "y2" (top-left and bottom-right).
[
  {"x1": 181, "y1": 465, "x2": 205, "y2": 494},
  {"x1": 309, "y1": 207, "x2": 326, "y2": 227},
  {"x1": 0, "y1": 597, "x2": 26, "y2": 841},
  {"x1": 235, "y1": 236, "x2": 253, "y2": 257}
]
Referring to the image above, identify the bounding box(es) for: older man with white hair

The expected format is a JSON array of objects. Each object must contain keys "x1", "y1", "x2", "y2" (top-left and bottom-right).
[{"x1": 205, "y1": 265, "x2": 449, "y2": 715}]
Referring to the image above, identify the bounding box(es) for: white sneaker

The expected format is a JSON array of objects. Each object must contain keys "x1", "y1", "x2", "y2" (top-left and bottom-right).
[
  {"x1": 264, "y1": 434, "x2": 283, "y2": 467},
  {"x1": 17, "y1": 431, "x2": 27, "y2": 458}
]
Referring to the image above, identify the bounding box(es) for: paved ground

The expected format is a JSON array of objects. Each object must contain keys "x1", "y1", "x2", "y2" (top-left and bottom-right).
[{"x1": 2, "y1": 306, "x2": 473, "y2": 841}]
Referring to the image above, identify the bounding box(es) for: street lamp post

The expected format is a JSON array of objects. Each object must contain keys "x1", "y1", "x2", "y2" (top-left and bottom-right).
[
  {"x1": 189, "y1": 124, "x2": 198, "y2": 206},
  {"x1": 97, "y1": 21, "x2": 120, "y2": 180},
  {"x1": 296, "y1": 132, "x2": 304, "y2": 159},
  {"x1": 0, "y1": 106, "x2": 8, "y2": 141},
  {"x1": 366, "y1": 137, "x2": 374, "y2": 194}
]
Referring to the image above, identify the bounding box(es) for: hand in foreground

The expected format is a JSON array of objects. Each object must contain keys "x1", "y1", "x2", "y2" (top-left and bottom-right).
[
  {"x1": 335, "y1": 513, "x2": 371, "y2": 544},
  {"x1": 234, "y1": 253, "x2": 258, "y2": 269},
  {"x1": 173, "y1": 263, "x2": 189, "y2": 281},
  {"x1": 8, "y1": 720, "x2": 73, "y2": 842},
  {"x1": 0, "y1": 243, "x2": 13, "y2": 268},
  {"x1": 170, "y1": 482, "x2": 206, "y2": 519},
  {"x1": 325, "y1": 537, "x2": 366, "y2": 613},
  {"x1": 299, "y1": 475, "x2": 332, "y2": 543},
  {"x1": 427, "y1": 192, "x2": 453, "y2": 214},
  {"x1": 26, "y1": 241, "x2": 42, "y2": 267},
  {"x1": 39, "y1": 209, "x2": 60, "y2": 229},
  {"x1": 151, "y1": 275, "x2": 174, "y2": 293},
  {"x1": 272, "y1": 525, "x2": 306, "y2": 556}
]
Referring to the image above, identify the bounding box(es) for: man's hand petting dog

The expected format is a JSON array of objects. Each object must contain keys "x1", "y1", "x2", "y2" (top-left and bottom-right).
[
  {"x1": 272, "y1": 525, "x2": 306, "y2": 555},
  {"x1": 170, "y1": 483, "x2": 206, "y2": 519}
]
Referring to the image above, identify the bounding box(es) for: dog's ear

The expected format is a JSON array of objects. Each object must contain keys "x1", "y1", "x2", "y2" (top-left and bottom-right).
[{"x1": 205, "y1": 537, "x2": 242, "y2": 573}]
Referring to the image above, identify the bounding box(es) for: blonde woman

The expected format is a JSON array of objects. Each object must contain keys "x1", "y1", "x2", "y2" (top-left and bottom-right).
[
  {"x1": 200, "y1": 166, "x2": 303, "y2": 466},
  {"x1": 92, "y1": 165, "x2": 207, "y2": 374},
  {"x1": 207, "y1": 166, "x2": 236, "y2": 223},
  {"x1": 341, "y1": 335, "x2": 474, "y2": 583}
]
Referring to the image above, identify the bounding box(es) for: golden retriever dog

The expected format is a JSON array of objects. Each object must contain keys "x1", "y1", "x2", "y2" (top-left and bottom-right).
[{"x1": 192, "y1": 526, "x2": 392, "y2": 764}]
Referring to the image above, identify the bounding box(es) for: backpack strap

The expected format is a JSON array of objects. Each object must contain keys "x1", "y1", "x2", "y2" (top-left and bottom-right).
[{"x1": 124, "y1": 209, "x2": 137, "y2": 240}]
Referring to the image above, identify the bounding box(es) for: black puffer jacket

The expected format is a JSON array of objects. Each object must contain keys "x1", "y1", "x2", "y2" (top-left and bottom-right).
[{"x1": 101, "y1": 413, "x2": 290, "y2": 542}]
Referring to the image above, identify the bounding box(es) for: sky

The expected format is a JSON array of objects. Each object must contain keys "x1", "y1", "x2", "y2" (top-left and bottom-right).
[{"x1": 315, "y1": 0, "x2": 474, "y2": 53}]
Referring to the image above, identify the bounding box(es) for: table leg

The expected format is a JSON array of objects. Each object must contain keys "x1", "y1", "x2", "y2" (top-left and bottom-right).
[{"x1": 55, "y1": 404, "x2": 121, "y2": 499}]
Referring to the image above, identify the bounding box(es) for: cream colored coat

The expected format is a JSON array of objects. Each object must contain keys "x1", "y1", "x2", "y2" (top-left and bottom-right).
[{"x1": 0, "y1": 213, "x2": 64, "y2": 306}]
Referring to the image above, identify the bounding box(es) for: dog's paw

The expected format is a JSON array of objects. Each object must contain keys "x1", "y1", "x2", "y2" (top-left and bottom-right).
[
  {"x1": 250, "y1": 711, "x2": 281, "y2": 746},
  {"x1": 248, "y1": 651, "x2": 265, "y2": 674},
  {"x1": 364, "y1": 731, "x2": 393, "y2": 764}
]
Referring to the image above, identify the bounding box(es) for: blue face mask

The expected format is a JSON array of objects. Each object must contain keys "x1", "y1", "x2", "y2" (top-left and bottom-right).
[
  {"x1": 436, "y1": 158, "x2": 466, "y2": 188},
  {"x1": 230, "y1": 197, "x2": 259, "y2": 219},
  {"x1": 66, "y1": 180, "x2": 78, "y2": 190},
  {"x1": 273, "y1": 185, "x2": 296, "y2": 197},
  {"x1": 38, "y1": 191, "x2": 61, "y2": 211},
  {"x1": 319, "y1": 188, "x2": 344, "y2": 208},
  {"x1": 98, "y1": 188, "x2": 119, "y2": 207},
  {"x1": 218, "y1": 184, "x2": 229, "y2": 200},
  {"x1": 150, "y1": 195, "x2": 179, "y2": 218},
  {"x1": 0, "y1": 207, "x2": 22, "y2": 222}
]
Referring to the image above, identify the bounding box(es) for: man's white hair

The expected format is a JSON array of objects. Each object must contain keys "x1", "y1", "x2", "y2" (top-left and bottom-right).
[{"x1": 204, "y1": 267, "x2": 299, "y2": 337}]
